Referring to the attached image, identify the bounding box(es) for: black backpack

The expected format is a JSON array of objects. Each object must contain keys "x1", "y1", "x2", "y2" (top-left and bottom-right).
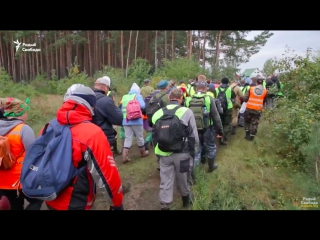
[
  {"x1": 217, "y1": 87, "x2": 229, "y2": 111},
  {"x1": 146, "y1": 92, "x2": 166, "y2": 125},
  {"x1": 153, "y1": 105, "x2": 186, "y2": 153}
]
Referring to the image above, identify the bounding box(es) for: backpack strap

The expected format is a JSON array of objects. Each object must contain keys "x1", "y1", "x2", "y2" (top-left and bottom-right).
[{"x1": 163, "y1": 105, "x2": 180, "y2": 115}]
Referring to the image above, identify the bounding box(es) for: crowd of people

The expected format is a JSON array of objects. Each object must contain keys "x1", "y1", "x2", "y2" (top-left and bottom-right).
[{"x1": 0, "y1": 73, "x2": 284, "y2": 210}]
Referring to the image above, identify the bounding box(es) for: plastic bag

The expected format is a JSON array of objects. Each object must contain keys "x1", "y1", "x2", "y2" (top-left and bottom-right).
[{"x1": 239, "y1": 102, "x2": 247, "y2": 114}]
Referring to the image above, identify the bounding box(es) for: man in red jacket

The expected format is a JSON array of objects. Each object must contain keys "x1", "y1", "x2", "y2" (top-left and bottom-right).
[{"x1": 44, "y1": 85, "x2": 124, "y2": 210}]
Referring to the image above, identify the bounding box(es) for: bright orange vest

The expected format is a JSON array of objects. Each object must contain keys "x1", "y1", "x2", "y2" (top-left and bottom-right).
[
  {"x1": 246, "y1": 86, "x2": 267, "y2": 111},
  {"x1": 0, "y1": 124, "x2": 25, "y2": 190}
]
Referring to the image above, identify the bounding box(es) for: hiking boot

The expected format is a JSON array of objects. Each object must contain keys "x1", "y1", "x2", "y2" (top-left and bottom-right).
[
  {"x1": 219, "y1": 138, "x2": 227, "y2": 146},
  {"x1": 231, "y1": 126, "x2": 236, "y2": 135},
  {"x1": 139, "y1": 146, "x2": 149, "y2": 157},
  {"x1": 113, "y1": 141, "x2": 121, "y2": 156},
  {"x1": 119, "y1": 138, "x2": 125, "y2": 155},
  {"x1": 122, "y1": 148, "x2": 130, "y2": 164},
  {"x1": 144, "y1": 142, "x2": 149, "y2": 151},
  {"x1": 182, "y1": 194, "x2": 192, "y2": 208},
  {"x1": 208, "y1": 158, "x2": 218, "y2": 172},
  {"x1": 249, "y1": 135, "x2": 255, "y2": 141},
  {"x1": 245, "y1": 131, "x2": 250, "y2": 140}
]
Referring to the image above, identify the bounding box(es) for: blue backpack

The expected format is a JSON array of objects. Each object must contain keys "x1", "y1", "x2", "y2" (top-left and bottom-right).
[{"x1": 21, "y1": 119, "x2": 86, "y2": 201}]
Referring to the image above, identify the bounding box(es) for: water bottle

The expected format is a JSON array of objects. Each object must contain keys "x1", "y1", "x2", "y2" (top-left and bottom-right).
[{"x1": 203, "y1": 106, "x2": 208, "y2": 127}]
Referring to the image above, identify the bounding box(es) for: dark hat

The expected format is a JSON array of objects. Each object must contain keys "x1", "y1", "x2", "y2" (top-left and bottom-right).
[{"x1": 143, "y1": 79, "x2": 150, "y2": 83}]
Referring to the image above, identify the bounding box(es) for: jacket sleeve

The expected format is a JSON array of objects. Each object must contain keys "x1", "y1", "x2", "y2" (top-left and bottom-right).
[
  {"x1": 86, "y1": 129, "x2": 123, "y2": 208},
  {"x1": 243, "y1": 90, "x2": 250, "y2": 102},
  {"x1": 209, "y1": 97, "x2": 223, "y2": 135},
  {"x1": 21, "y1": 125, "x2": 36, "y2": 150},
  {"x1": 98, "y1": 97, "x2": 123, "y2": 126},
  {"x1": 137, "y1": 94, "x2": 146, "y2": 109},
  {"x1": 180, "y1": 109, "x2": 199, "y2": 159}
]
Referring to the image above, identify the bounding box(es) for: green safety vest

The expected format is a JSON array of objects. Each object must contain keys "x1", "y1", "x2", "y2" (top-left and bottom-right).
[
  {"x1": 185, "y1": 93, "x2": 213, "y2": 126},
  {"x1": 121, "y1": 93, "x2": 136, "y2": 119},
  {"x1": 189, "y1": 85, "x2": 196, "y2": 97},
  {"x1": 263, "y1": 81, "x2": 266, "y2": 88},
  {"x1": 151, "y1": 104, "x2": 189, "y2": 157},
  {"x1": 215, "y1": 87, "x2": 233, "y2": 109},
  {"x1": 241, "y1": 85, "x2": 250, "y2": 95},
  {"x1": 206, "y1": 91, "x2": 214, "y2": 98},
  {"x1": 277, "y1": 82, "x2": 284, "y2": 96}
]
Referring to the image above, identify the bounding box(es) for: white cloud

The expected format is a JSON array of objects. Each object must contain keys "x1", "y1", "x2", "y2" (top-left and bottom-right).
[{"x1": 238, "y1": 31, "x2": 320, "y2": 72}]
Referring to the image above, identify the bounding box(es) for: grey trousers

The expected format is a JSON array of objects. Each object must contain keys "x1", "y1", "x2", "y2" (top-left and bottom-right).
[
  {"x1": 159, "y1": 153, "x2": 192, "y2": 208},
  {"x1": 123, "y1": 125, "x2": 145, "y2": 148}
]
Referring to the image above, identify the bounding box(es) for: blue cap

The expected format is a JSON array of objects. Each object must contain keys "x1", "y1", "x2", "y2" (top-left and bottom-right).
[
  {"x1": 157, "y1": 80, "x2": 169, "y2": 89},
  {"x1": 245, "y1": 78, "x2": 251, "y2": 84}
]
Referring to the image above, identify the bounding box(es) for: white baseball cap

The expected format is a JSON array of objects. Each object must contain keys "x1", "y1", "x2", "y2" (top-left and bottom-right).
[{"x1": 95, "y1": 76, "x2": 111, "y2": 87}]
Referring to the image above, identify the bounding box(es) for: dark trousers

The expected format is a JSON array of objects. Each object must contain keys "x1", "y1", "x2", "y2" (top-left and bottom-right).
[
  {"x1": 0, "y1": 189, "x2": 43, "y2": 210},
  {"x1": 244, "y1": 111, "x2": 261, "y2": 136}
]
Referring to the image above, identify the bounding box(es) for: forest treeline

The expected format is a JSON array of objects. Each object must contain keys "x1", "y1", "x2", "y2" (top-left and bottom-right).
[{"x1": 0, "y1": 30, "x2": 273, "y2": 82}]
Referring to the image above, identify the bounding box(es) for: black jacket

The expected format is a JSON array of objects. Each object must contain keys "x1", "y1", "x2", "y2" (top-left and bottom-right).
[{"x1": 93, "y1": 89, "x2": 123, "y2": 144}]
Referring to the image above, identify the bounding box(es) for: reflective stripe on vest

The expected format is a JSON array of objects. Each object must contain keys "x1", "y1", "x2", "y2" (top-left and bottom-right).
[
  {"x1": 107, "y1": 91, "x2": 111, "y2": 96},
  {"x1": 121, "y1": 94, "x2": 136, "y2": 118},
  {"x1": 0, "y1": 123, "x2": 25, "y2": 189},
  {"x1": 246, "y1": 86, "x2": 267, "y2": 111}
]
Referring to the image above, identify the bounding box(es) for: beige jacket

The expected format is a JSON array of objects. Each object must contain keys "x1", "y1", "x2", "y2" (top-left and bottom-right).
[{"x1": 230, "y1": 83, "x2": 243, "y2": 108}]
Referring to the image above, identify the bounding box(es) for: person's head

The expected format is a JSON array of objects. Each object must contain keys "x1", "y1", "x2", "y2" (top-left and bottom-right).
[
  {"x1": 240, "y1": 79, "x2": 245, "y2": 85},
  {"x1": 257, "y1": 79, "x2": 263, "y2": 85},
  {"x1": 143, "y1": 79, "x2": 150, "y2": 85},
  {"x1": 197, "y1": 74, "x2": 206, "y2": 83},
  {"x1": 168, "y1": 88, "x2": 183, "y2": 104},
  {"x1": 251, "y1": 77, "x2": 257, "y2": 85},
  {"x1": 94, "y1": 76, "x2": 111, "y2": 93},
  {"x1": 0, "y1": 97, "x2": 30, "y2": 122},
  {"x1": 188, "y1": 79, "x2": 193, "y2": 84},
  {"x1": 206, "y1": 79, "x2": 211, "y2": 85},
  {"x1": 170, "y1": 80, "x2": 175, "y2": 87},
  {"x1": 64, "y1": 85, "x2": 97, "y2": 115},
  {"x1": 195, "y1": 82, "x2": 207, "y2": 93},
  {"x1": 256, "y1": 75, "x2": 264, "y2": 85},
  {"x1": 179, "y1": 80, "x2": 184, "y2": 85},
  {"x1": 245, "y1": 78, "x2": 251, "y2": 85},
  {"x1": 208, "y1": 83, "x2": 215, "y2": 93},
  {"x1": 221, "y1": 77, "x2": 229, "y2": 85},
  {"x1": 130, "y1": 83, "x2": 141, "y2": 94},
  {"x1": 157, "y1": 80, "x2": 169, "y2": 91}
]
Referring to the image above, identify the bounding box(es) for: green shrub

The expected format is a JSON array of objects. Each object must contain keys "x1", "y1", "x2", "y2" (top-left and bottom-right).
[{"x1": 265, "y1": 47, "x2": 320, "y2": 173}]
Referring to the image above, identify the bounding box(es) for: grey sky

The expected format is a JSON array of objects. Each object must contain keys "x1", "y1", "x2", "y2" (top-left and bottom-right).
[{"x1": 238, "y1": 31, "x2": 320, "y2": 73}]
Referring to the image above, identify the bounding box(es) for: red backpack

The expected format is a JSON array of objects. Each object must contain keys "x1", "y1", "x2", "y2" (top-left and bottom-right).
[{"x1": 126, "y1": 94, "x2": 142, "y2": 121}]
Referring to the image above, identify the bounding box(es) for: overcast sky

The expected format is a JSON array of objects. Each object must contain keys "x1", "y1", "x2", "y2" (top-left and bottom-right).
[{"x1": 238, "y1": 31, "x2": 320, "y2": 73}]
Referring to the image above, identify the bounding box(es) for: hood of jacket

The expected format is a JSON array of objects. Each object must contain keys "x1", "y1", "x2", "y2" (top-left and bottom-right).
[
  {"x1": 0, "y1": 118, "x2": 24, "y2": 136},
  {"x1": 56, "y1": 99, "x2": 92, "y2": 125}
]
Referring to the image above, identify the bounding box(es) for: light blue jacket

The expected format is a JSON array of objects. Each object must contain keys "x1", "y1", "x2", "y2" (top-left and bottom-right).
[{"x1": 121, "y1": 90, "x2": 145, "y2": 126}]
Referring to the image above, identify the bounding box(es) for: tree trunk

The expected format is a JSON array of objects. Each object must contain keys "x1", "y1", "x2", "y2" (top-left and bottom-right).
[
  {"x1": 202, "y1": 30, "x2": 207, "y2": 68},
  {"x1": 134, "y1": 30, "x2": 139, "y2": 60},
  {"x1": 171, "y1": 31, "x2": 174, "y2": 60},
  {"x1": 188, "y1": 30, "x2": 193, "y2": 59},
  {"x1": 126, "y1": 31, "x2": 132, "y2": 78},
  {"x1": 155, "y1": 31, "x2": 158, "y2": 69},
  {"x1": 215, "y1": 31, "x2": 222, "y2": 66},
  {"x1": 198, "y1": 30, "x2": 201, "y2": 61},
  {"x1": 164, "y1": 30, "x2": 167, "y2": 59},
  {"x1": 120, "y1": 31, "x2": 124, "y2": 69}
]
